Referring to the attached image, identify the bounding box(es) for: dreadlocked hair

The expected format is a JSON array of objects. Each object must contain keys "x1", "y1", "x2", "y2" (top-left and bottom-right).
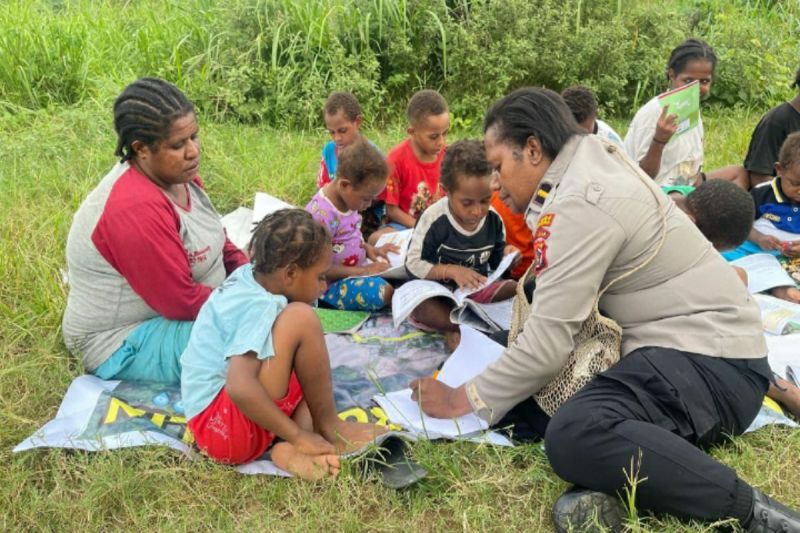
[
  {"x1": 113, "y1": 77, "x2": 195, "y2": 163},
  {"x1": 249, "y1": 209, "x2": 331, "y2": 275},
  {"x1": 666, "y1": 38, "x2": 716, "y2": 78}
]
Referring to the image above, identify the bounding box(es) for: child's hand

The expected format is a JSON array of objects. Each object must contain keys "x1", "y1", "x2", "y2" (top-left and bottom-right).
[
  {"x1": 754, "y1": 233, "x2": 783, "y2": 252},
  {"x1": 368, "y1": 243, "x2": 400, "y2": 262},
  {"x1": 770, "y1": 286, "x2": 800, "y2": 303},
  {"x1": 504, "y1": 245, "x2": 521, "y2": 267},
  {"x1": 449, "y1": 265, "x2": 487, "y2": 290},
  {"x1": 654, "y1": 105, "x2": 678, "y2": 145},
  {"x1": 292, "y1": 429, "x2": 336, "y2": 456},
  {"x1": 784, "y1": 240, "x2": 800, "y2": 258},
  {"x1": 362, "y1": 261, "x2": 390, "y2": 275}
]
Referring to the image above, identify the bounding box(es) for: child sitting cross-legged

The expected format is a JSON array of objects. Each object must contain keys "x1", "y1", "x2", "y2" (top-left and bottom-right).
[
  {"x1": 181, "y1": 209, "x2": 385, "y2": 477},
  {"x1": 306, "y1": 141, "x2": 397, "y2": 311},
  {"x1": 405, "y1": 139, "x2": 519, "y2": 337},
  {"x1": 376, "y1": 90, "x2": 449, "y2": 236}
]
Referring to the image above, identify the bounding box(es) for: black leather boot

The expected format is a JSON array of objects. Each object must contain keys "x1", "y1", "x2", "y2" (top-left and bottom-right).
[
  {"x1": 747, "y1": 489, "x2": 800, "y2": 533},
  {"x1": 552, "y1": 487, "x2": 626, "y2": 533}
]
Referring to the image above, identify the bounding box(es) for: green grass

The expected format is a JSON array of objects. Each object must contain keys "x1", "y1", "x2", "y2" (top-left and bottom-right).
[{"x1": 2, "y1": 103, "x2": 799, "y2": 531}]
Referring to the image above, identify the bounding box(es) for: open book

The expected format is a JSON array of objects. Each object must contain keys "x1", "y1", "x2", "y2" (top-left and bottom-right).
[
  {"x1": 753, "y1": 294, "x2": 800, "y2": 335},
  {"x1": 657, "y1": 80, "x2": 700, "y2": 139},
  {"x1": 350, "y1": 229, "x2": 412, "y2": 281},
  {"x1": 730, "y1": 253, "x2": 796, "y2": 294},
  {"x1": 391, "y1": 251, "x2": 518, "y2": 332}
]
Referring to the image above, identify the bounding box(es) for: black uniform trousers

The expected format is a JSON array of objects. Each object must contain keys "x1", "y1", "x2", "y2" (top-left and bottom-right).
[{"x1": 497, "y1": 343, "x2": 771, "y2": 523}]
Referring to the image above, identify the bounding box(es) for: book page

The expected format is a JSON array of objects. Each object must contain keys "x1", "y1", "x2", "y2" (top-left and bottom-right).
[
  {"x1": 391, "y1": 280, "x2": 456, "y2": 328},
  {"x1": 765, "y1": 334, "x2": 800, "y2": 379},
  {"x1": 657, "y1": 80, "x2": 700, "y2": 138},
  {"x1": 451, "y1": 299, "x2": 513, "y2": 333},
  {"x1": 251, "y1": 192, "x2": 294, "y2": 226},
  {"x1": 452, "y1": 251, "x2": 518, "y2": 305},
  {"x1": 731, "y1": 253, "x2": 795, "y2": 294},
  {"x1": 375, "y1": 229, "x2": 413, "y2": 269},
  {"x1": 753, "y1": 294, "x2": 800, "y2": 335}
]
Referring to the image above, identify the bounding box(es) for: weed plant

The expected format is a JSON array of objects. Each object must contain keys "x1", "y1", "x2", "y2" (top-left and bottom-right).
[{"x1": 0, "y1": 0, "x2": 798, "y2": 127}]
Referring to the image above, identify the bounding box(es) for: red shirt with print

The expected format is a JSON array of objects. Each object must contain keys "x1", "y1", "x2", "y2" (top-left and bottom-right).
[{"x1": 382, "y1": 139, "x2": 445, "y2": 219}]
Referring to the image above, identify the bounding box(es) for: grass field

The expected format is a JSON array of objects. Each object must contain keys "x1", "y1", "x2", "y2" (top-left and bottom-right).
[{"x1": 2, "y1": 102, "x2": 800, "y2": 532}]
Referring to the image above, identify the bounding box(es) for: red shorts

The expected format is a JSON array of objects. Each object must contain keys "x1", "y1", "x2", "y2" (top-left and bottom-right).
[{"x1": 188, "y1": 372, "x2": 304, "y2": 465}]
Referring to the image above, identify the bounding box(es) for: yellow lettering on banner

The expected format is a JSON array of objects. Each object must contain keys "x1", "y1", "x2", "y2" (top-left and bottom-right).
[
  {"x1": 150, "y1": 412, "x2": 166, "y2": 427},
  {"x1": 338, "y1": 407, "x2": 369, "y2": 423},
  {"x1": 369, "y1": 406, "x2": 402, "y2": 431},
  {"x1": 103, "y1": 397, "x2": 147, "y2": 424}
]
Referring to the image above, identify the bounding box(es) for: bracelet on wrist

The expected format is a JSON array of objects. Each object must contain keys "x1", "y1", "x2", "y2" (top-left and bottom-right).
[{"x1": 652, "y1": 136, "x2": 669, "y2": 145}]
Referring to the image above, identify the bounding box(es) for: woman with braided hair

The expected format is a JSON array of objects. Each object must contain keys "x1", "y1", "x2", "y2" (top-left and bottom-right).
[{"x1": 63, "y1": 78, "x2": 248, "y2": 384}]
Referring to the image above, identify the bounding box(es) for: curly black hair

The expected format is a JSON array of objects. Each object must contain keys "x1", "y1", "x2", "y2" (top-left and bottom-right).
[
  {"x1": 324, "y1": 92, "x2": 362, "y2": 121},
  {"x1": 686, "y1": 180, "x2": 754, "y2": 251},
  {"x1": 249, "y1": 209, "x2": 331, "y2": 274},
  {"x1": 406, "y1": 89, "x2": 448, "y2": 126},
  {"x1": 779, "y1": 132, "x2": 800, "y2": 169},
  {"x1": 336, "y1": 140, "x2": 388, "y2": 187},
  {"x1": 561, "y1": 85, "x2": 598, "y2": 126},
  {"x1": 440, "y1": 139, "x2": 492, "y2": 192}
]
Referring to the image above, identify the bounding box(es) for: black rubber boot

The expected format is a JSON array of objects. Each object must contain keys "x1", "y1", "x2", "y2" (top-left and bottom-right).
[
  {"x1": 747, "y1": 489, "x2": 800, "y2": 533},
  {"x1": 552, "y1": 487, "x2": 626, "y2": 533}
]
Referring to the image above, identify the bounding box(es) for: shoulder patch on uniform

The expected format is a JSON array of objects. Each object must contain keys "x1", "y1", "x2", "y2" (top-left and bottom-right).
[
  {"x1": 537, "y1": 213, "x2": 555, "y2": 228},
  {"x1": 585, "y1": 182, "x2": 603, "y2": 205},
  {"x1": 534, "y1": 182, "x2": 552, "y2": 206},
  {"x1": 532, "y1": 212, "x2": 555, "y2": 275}
]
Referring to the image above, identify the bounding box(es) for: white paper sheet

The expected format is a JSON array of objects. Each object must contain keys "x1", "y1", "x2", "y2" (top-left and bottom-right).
[
  {"x1": 731, "y1": 253, "x2": 795, "y2": 294},
  {"x1": 373, "y1": 326, "x2": 505, "y2": 439},
  {"x1": 452, "y1": 251, "x2": 518, "y2": 305},
  {"x1": 251, "y1": 192, "x2": 294, "y2": 226},
  {"x1": 753, "y1": 218, "x2": 800, "y2": 244}
]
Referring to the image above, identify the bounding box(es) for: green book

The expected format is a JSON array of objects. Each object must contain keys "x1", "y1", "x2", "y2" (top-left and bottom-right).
[
  {"x1": 314, "y1": 307, "x2": 371, "y2": 334},
  {"x1": 657, "y1": 80, "x2": 700, "y2": 140}
]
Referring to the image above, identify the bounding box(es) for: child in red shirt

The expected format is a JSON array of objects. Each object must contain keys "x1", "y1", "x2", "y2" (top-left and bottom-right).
[{"x1": 382, "y1": 90, "x2": 449, "y2": 230}]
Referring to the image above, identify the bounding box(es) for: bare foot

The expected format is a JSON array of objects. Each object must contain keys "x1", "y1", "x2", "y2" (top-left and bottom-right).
[
  {"x1": 444, "y1": 330, "x2": 461, "y2": 352},
  {"x1": 270, "y1": 442, "x2": 340, "y2": 480},
  {"x1": 324, "y1": 421, "x2": 388, "y2": 454}
]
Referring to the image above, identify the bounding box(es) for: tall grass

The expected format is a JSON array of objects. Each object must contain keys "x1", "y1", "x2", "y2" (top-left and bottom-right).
[
  {"x1": 1, "y1": 0, "x2": 798, "y2": 127},
  {"x1": 1, "y1": 101, "x2": 800, "y2": 532}
]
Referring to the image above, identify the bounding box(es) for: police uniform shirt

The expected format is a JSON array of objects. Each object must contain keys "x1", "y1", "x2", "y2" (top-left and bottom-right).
[
  {"x1": 466, "y1": 134, "x2": 766, "y2": 424},
  {"x1": 405, "y1": 196, "x2": 506, "y2": 284},
  {"x1": 751, "y1": 177, "x2": 800, "y2": 234}
]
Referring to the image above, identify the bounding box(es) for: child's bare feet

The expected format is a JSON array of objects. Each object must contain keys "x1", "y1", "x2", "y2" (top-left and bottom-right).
[
  {"x1": 324, "y1": 420, "x2": 388, "y2": 454},
  {"x1": 270, "y1": 441, "x2": 340, "y2": 480}
]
